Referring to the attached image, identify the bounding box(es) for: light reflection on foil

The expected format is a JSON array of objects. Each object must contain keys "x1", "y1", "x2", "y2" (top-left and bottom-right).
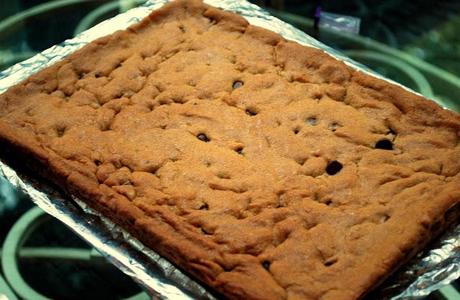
[
  {"x1": 0, "y1": 0, "x2": 458, "y2": 299},
  {"x1": 0, "y1": 161, "x2": 212, "y2": 299}
]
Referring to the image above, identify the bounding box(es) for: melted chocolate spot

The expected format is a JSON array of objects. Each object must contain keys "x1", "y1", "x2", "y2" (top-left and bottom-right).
[
  {"x1": 326, "y1": 160, "x2": 342, "y2": 175},
  {"x1": 306, "y1": 117, "x2": 318, "y2": 126},
  {"x1": 235, "y1": 146, "x2": 244, "y2": 154},
  {"x1": 375, "y1": 139, "x2": 393, "y2": 150},
  {"x1": 199, "y1": 203, "x2": 209, "y2": 210},
  {"x1": 245, "y1": 108, "x2": 257, "y2": 116},
  {"x1": 232, "y1": 80, "x2": 244, "y2": 89},
  {"x1": 197, "y1": 133, "x2": 210, "y2": 142}
]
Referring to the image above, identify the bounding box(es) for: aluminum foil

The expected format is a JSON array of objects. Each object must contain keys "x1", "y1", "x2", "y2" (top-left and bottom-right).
[
  {"x1": 0, "y1": 0, "x2": 458, "y2": 299},
  {"x1": 0, "y1": 161, "x2": 212, "y2": 299}
]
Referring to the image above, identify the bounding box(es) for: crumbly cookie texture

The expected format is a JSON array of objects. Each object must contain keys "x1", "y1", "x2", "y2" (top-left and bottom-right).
[{"x1": 0, "y1": 0, "x2": 459, "y2": 299}]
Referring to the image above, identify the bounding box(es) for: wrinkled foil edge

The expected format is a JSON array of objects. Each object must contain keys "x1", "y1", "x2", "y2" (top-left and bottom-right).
[
  {"x1": 0, "y1": 160, "x2": 213, "y2": 299},
  {"x1": 0, "y1": 0, "x2": 458, "y2": 299}
]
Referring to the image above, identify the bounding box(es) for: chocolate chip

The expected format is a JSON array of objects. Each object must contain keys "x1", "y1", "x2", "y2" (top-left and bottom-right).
[
  {"x1": 375, "y1": 139, "x2": 393, "y2": 150},
  {"x1": 326, "y1": 160, "x2": 342, "y2": 175},
  {"x1": 387, "y1": 129, "x2": 397, "y2": 136},
  {"x1": 197, "y1": 133, "x2": 210, "y2": 142},
  {"x1": 56, "y1": 125, "x2": 66, "y2": 137},
  {"x1": 379, "y1": 213, "x2": 390, "y2": 223},
  {"x1": 323, "y1": 199, "x2": 333, "y2": 206},
  {"x1": 324, "y1": 257, "x2": 338, "y2": 267},
  {"x1": 262, "y1": 260, "x2": 271, "y2": 270},
  {"x1": 232, "y1": 80, "x2": 244, "y2": 89},
  {"x1": 199, "y1": 203, "x2": 209, "y2": 210},
  {"x1": 296, "y1": 157, "x2": 307, "y2": 166},
  {"x1": 293, "y1": 127, "x2": 300, "y2": 135},
  {"x1": 313, "y1": 93, "x2": 323, "y2": 100},
  {"x1": 328, "y1": 122, "x2": 342, "y2": 132},
  {"x1": 201, "y1": 228, "x2": 211, "y2": 235},
  {"x1": 147, "y1": 103, "x2": 155, "y2": 111},
  {"x1": 306, "y1": 117, "x2": 318, "y2": 126},
  {"x1": 245, "y1": 108, "x2": 257, "y2": 116},
  {"x1": 235, "y1": 146, "x2": 244, "y2": 154}
]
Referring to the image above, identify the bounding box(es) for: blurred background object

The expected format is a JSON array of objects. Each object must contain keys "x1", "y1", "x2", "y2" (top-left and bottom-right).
[{"x1": 0, "y1": 0, "x2": 459, "y2": 299}]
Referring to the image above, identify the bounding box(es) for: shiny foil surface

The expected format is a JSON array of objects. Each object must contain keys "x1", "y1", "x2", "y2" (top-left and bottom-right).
[{"x1": 0, "y1": 1, "x2": 458, "y2": 299}]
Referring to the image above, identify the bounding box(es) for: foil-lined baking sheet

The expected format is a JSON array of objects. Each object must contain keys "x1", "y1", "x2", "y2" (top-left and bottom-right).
[{"x1": 0, "y1": 0, "x2": 458, "y2": 299}]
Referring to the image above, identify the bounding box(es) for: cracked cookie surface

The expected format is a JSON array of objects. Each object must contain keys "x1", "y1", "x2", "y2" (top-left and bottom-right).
[{"x1": 0, "y1": 0, "x2": 459, "y2": 299}]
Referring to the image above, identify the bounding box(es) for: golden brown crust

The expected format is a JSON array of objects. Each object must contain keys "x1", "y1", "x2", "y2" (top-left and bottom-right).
[{"x1": 0, "y1": 0, "x2": 459, "y2": 299}]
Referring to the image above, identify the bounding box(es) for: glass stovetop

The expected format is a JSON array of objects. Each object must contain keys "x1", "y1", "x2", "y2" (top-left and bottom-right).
[{"x1": 1, "y1": 1, "x2": 459, "y2": 299}]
